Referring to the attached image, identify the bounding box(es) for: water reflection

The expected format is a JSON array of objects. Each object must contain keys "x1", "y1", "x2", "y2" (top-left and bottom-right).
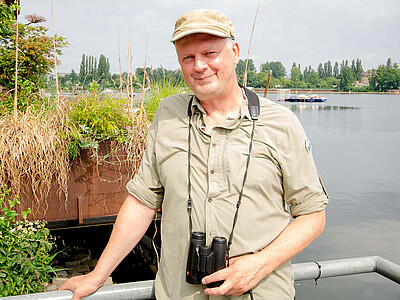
[{"x1": 277, "y1": 102, "x2": 360, "y2": 112}]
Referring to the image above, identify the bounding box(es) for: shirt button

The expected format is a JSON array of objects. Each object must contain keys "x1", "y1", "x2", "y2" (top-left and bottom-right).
[
  {"x1": 210, "y1": 170, "x2": 215, "y2": 174},
  {"x1": 212, "y1": 143, "x2": 216, "y2": 147},
  {"x1": 208, "y1": 198, "x2": 212, "y2": 203}
]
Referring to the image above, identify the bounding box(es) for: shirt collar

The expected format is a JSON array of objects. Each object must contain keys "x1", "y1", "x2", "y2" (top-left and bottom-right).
[{"x1": 189, "y1": 87, "x2": 252, "y2": 121}]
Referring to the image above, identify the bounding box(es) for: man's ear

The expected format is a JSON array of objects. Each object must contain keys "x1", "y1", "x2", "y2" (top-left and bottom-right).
[{"x1": 232, "y1": 42, "x2": 240, "y2": 65}]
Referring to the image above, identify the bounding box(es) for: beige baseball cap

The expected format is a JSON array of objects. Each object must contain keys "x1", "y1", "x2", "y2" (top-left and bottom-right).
[{"x1": 171, "y1": 9, "x2": 235, "y2": 43}]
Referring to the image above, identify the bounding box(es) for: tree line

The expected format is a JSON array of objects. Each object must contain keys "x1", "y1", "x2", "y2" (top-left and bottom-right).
[{"x1": 57, "y1": 54, "x2": 400, "y2": 93}]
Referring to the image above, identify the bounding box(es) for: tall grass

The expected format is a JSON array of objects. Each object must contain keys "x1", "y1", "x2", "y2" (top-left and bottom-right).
[
  {"x1": 145, "y1": 78, "x2": 189, "y2": 122},
  {"x1": 0, "y1": 102, "x2": 70, "y2": 216}
]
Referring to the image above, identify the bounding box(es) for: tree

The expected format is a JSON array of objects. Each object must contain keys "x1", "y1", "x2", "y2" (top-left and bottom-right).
[
  {"x1": 79, "y1": 54, "x2": 86, "y2": 84},
  {"x1": 386, "y1": 58, "x2": 392, "y2": 69},
  {"x1": 351, "y1": 59, "x2": 356, "y2": 77},
  {"x1": 0, "y1": 3, "x2": 67, "y2": 112},
  {"x1": 326, "y1": 60, "x2": 333, "y2": 77},
  {"x1": 339, "y1": 65, "x2": 354, "y2": 91},
  {"x1": 97, "y1": 54, "x2": 110, "y2": 82},
  {"x1": 236, "y1": 59, "x2": 257, "y2": 85},
  {"x1": 317, "y1": 63, "x2": 324, "y2": 78},
  {"x1": 260, "y1": 61, "x2": 286, "y2": 79},
  {"x1": 355, "y1": 58, "x2": 363, "y2": 81},
  {"x1": 333, "y1": 62, "x2": 340, "y2": 78},
  {"x1": 369, "y1": 59, "x2": 400, "y2": 91},
  {"x1": 70, "y1": 69, "x2": 78, "y2": 84},
  {"x1": 290, "y1": 64, "x2": 302, "y2": 86}
]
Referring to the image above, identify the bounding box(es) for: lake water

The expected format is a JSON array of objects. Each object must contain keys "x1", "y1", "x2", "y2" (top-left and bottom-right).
[{"x1": 265, "y1": 93, "x2": 400, "y2": 299}]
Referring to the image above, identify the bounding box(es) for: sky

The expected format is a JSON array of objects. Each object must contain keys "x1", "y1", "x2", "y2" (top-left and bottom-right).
[{"x1": 20, "y1": 0, "x2": 400, "y2": 75}]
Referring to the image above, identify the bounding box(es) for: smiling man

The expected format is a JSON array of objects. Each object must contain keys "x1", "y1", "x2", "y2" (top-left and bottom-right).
[{"x1": 60, "y1": 9, "x2": 328, "y2": 300}]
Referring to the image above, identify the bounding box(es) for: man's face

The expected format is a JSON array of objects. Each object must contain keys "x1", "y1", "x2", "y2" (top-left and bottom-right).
[{"x1": 175, "y1": 33, "x2": 240, "y2": 100}]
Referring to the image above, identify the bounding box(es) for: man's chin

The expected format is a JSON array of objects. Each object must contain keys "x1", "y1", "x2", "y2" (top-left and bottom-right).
[{"x1": 191, "y1": 83, "x2": 218, "y2": 97}]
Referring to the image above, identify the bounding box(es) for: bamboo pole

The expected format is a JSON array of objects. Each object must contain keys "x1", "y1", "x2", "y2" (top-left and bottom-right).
[
  {"x1": 263, "y1": 70, "x2": 272, "y2": 98},
  {"x1": 51, "y1": 2, "x2": 60, "y2": 103},
  {"x1": 139, "y1": 37, "x2": 148, "y2": 121},
  {"x1": 242, "y1": 0, "x2": 261, "y2": 87},
  {"x1": 13, "y1": 6, "x2": 19, "y2": 118},
  {"x1": 118, "y1": 27, "x2": 123, "y2": 99}
]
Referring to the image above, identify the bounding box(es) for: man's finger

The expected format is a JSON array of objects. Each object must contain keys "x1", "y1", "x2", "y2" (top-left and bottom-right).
[
  {"x1": 201, "y1": 267, "x2": 230, "y2": 285},
  {"x1": 204, "y1": 278, "x2": 234, "y2": 296}
]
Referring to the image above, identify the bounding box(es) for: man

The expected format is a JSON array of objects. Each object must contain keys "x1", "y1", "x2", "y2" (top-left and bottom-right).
[{"x1": 60, "y1": 9, "x2": 328, "y2": 299}]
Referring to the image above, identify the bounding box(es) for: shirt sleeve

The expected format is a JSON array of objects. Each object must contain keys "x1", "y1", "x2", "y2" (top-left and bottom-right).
[
  {"x1": 277, "y1": 113, "x2": 329, "y2": 217},
  {"x1": 126, "y1": 108, "x2": 164, "y2": 209}
]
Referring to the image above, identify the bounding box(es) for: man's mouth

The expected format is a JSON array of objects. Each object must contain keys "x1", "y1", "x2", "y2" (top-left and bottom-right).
[{"x1": 193, "y1": 74, "x2": 214, "y2": 81}]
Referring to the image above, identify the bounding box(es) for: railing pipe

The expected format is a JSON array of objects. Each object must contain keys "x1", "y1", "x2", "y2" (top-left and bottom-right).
[{"x1": 2, "y1": 256, "x2": 399, "y2": 300}]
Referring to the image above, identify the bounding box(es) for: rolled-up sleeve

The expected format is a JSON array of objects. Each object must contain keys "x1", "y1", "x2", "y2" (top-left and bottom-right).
[
  {"x1": 277, "y1": 113, "x2": 329, "y2": 217},
  {"x1": 126, "y1": 109, "x2": 164, "y2": 209}
]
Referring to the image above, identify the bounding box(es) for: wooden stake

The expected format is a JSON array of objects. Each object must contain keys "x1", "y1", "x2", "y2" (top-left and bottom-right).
[{"x1": 263, "y1": 70, "x2": 272, "y2": 98}]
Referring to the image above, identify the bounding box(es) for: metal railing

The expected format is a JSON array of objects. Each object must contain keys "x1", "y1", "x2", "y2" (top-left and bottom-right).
[{"x1": 3, "y1": 256, "x2": 399, "y2": 300}]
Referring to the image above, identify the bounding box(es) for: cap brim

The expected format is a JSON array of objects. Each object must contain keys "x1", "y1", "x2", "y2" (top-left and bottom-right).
[{"x1": 171, "y1": 29, "x2": 229, "y2": 43}]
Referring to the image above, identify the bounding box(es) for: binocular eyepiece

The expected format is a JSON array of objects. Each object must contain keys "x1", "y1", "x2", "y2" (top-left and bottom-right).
[{"x1": 186, "y1": 232, "x2": 227, "y2": 287}]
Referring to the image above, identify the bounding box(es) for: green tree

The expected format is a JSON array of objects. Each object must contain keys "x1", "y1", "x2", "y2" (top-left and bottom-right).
[
  {"x1": 235, "y1": 59, "x2": 256, "y2": 85},
  {"x1": 317, "y1": 63, "x2": 324, "y2": 78},
  {"x1": 339, "y1": 65, "x2": 354, "y2": 91},
  {"x1": 290, "y1": 64, "x2": 302, "y2": 87},
  {"x1": 386, "y1": 58, "x2": 392, "y2": 69},
  {"x1": 0, "y1": 3, "x2": 67, "y2": 112},
  {"x1": 369, "y1": 60, "x2": 400, "y2": 91},
  {"x1": 79, "y1": 54, "x2": 86, "y2": 84},
  {"x1": 324, "y1": 61, "x2": 333, "y2": 78},
  {"x1": 260, "y1": 61, "x2": 286, "y2": 79},
  {"x1": 333, "y1": 61, "x2": 340, "y2": 78},
  {"x1": 351, "y1": 59, "x2": 356, "y2": 77},
  {"x1": 236, "y1": 59, "x2": 256, "y2": 79},
  {"x1": 70, "y1": 69, "x2": 78, "y2": 84},
  {"x1": 355, "y1": 58, "x2": 363, "y2": 81},
  {"x1": 97, "y1": 54, "x2": 110, "y2": 82}
]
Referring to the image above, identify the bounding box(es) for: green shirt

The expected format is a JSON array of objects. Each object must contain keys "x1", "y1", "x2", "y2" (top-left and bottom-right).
[{"x1": 127, "y1": 93, "x2": 329, "y2": 299}]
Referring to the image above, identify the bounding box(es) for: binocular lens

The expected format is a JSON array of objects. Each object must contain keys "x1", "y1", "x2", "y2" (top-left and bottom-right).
[
  {"x1": 191, "y1": 232, "x2": 206, "y2": 241},
  {"x1": 212, "y1": 236, "x2": 226, "y2": 245}
]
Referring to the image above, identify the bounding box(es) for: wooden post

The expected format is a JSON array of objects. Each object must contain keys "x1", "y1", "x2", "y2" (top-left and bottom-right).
[
  {"x1": 77, "y1": 197, "x2": 84, "y2": 224},
  {"x1": 263, "y1": 70, "x2": 272, "y2": 98}
]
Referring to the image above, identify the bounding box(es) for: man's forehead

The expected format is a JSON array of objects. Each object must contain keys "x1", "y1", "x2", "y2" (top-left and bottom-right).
[
  {"x1": 175, "y1": 33, "x2": 226, "y2": 46},
  {"x1": 174, "y1": 34, "x2": 229, "y2": 57}
]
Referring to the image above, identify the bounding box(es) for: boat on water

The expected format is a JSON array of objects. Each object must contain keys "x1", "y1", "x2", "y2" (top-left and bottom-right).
[{"x1": 285, "y1": 94, "x2": 327, "y2": 102}]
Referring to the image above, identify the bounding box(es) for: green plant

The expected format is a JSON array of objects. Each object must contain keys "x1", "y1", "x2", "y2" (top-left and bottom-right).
[
  {"x1": 68, "y1": 93, "x2": 134, "y2": 159},
  {"x1": 145, "y1": 77, "x2": 188, "y2": 122},
  {"x1": 0, "y1": 186, "x2": 59, "y2": 296}
]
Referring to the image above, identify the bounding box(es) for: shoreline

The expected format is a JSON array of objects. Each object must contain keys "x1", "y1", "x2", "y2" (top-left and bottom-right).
[{"x1": 253, "y1": 88, "x2": 400, "y2": 95}]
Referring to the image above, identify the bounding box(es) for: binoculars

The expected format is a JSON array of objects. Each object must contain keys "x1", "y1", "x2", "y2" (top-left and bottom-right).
[{"x1": 186, "y1": 232, "x2": 227, "y2": 287}]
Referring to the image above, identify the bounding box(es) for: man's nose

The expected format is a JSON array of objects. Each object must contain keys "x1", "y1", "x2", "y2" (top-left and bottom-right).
[{"x1": 193, "y1": 57, "x2": 207, "y2": 72}]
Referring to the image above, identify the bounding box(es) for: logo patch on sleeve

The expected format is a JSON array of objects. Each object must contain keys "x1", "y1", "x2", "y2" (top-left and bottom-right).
[{"x1": 305, "y1": 137, "x2": 312, "y2": 153}]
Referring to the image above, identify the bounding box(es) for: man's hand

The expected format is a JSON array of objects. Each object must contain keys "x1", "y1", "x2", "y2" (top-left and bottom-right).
[
  {"x1": 58, "y1": 272, "x2": 104, "y2": 300},
  {"x1": 202, "y1": 210, "x2": 326, "y2": 296},
  {"x1": 202, "y1": 253, "x2": 269, "y2": 296}
]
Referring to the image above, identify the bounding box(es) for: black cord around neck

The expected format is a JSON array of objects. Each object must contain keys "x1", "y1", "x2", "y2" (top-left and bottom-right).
[{"x1": 186, "y1": 86, "x2": 260, "y2": 261}]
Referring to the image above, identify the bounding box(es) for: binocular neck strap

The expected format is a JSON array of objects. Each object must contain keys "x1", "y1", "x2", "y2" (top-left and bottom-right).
[
  {"x1": 187, "y1": 96, "x2": 194, "y2": 234},
  {"x1": 226, "y1": 119, "x2": 256, "y2": 261},
  {"x1": 187, "y1": 87, "x2": 259, "y2": 260}
]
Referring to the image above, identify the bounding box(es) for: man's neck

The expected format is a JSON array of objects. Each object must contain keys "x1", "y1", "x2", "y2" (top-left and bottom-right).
[{"x1": 197, "y1": 83, "x2": 244, "y2": 128}]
